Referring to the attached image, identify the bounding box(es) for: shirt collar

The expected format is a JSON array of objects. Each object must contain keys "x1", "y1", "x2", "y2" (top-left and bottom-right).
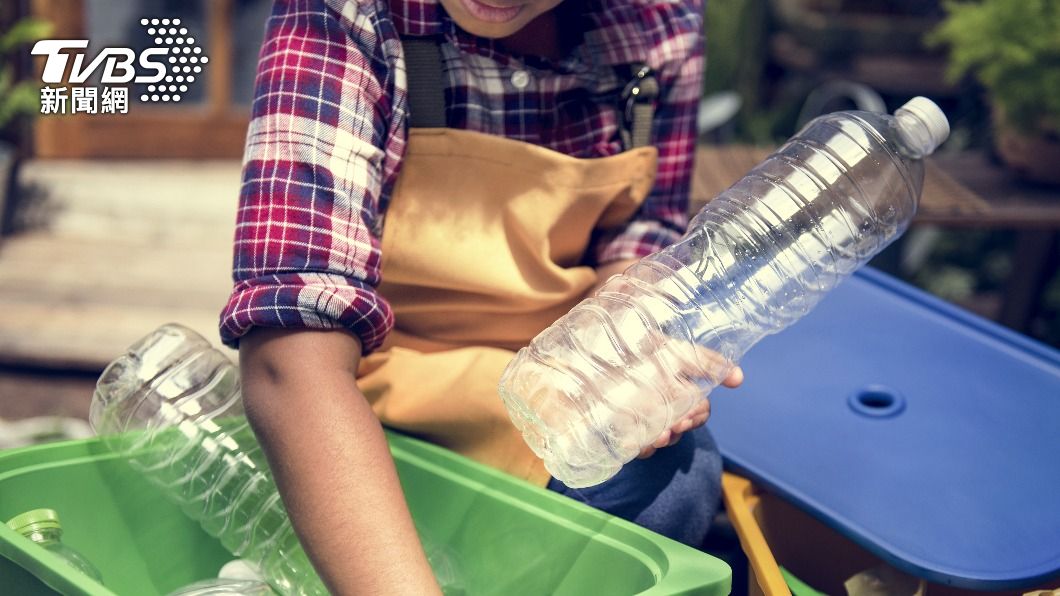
[{"x1": 389, "y1": 0, "x2": 649, "y2": 68}]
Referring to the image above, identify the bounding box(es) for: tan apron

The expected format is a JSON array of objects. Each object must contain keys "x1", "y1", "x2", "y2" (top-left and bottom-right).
[{"x1": 357, "y1": 39, "x2": 659, "y2": 486}]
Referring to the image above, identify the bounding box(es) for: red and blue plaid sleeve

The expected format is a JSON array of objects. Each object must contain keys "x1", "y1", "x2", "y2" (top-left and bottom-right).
[
  {"x1": 592, "y1": 1, "x2": 704, "y2": 265},
  {"x1": 219, "y1": 0, "x2": 403, "y2": 353}
]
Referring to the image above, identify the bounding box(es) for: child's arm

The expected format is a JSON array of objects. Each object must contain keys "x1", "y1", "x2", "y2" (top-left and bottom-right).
[
  {"x1": 240, "y1": 327, "x2": 442, "y2": 595},
  {"x1": 217, "y1": 1, "x2": 434, "y2": 590}
]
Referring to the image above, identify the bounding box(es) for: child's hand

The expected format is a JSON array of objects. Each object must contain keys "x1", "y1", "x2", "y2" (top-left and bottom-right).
[
  {"x1": 592, "y1": 259, "x2": 746, "y2": 460},
  {"x1": 637, "y1": 365, "x2": 743, "y2": 459}
]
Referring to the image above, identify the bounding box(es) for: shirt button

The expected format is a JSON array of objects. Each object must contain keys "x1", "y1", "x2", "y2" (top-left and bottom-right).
[{"x1": 510, "y1": 69, "x2": 531, "y2": 89}]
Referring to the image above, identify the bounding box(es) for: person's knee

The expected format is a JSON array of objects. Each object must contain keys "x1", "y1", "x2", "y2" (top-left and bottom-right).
[
  {"x1": 632, "y1": 431, "x2": 723, "y2": 546},
  {"x1": 548, "y1": 427, "x2": 724, "y2": 547}
]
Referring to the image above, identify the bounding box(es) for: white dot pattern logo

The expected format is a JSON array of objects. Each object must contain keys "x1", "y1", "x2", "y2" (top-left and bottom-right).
[{"x1": 139, "y1": 17, "x2": 204, "y2": 104}]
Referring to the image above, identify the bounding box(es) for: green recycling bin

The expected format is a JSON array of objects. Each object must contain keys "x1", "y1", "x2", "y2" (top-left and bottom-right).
[{"x1": 0, "y1": 432, "x2": 730, "y2": 595}]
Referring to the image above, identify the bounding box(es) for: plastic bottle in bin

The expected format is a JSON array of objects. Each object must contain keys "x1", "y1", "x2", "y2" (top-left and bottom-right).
[
  {"x1": 499, "y1": 97, "x2": 950, "y2": 488},
  {"x1": 89, "y1": 324, "x2": 464, "y2": 596},
  {"x1": 6, "y1": 509, "x2": 104, "y2": 583},
  {"x1": 89, "y1": 324, "x2": 325, "y2": 596}
]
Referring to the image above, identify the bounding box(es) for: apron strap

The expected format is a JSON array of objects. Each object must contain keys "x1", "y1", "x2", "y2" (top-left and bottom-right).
[
  {"x1": 619, "y1": 64, "x2": 658, "y2": 150},
  {"x1": 400, "y1": 36, "x2": 657, "y2": 150},
  {"x1": 402, "y1": 37, "x2": 447, "y2": 128}
]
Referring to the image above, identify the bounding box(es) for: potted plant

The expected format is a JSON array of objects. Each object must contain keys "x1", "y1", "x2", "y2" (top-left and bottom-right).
[
  {"x1": 929, "y1": 0, "x2": 1060, "y2": 186},
  {"x1": 0, "y1": 16, "x2": 51, "y2": 235}
]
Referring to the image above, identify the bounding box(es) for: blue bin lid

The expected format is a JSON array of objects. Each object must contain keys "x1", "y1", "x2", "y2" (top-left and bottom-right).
[{"x1": 710, "y1": 267, "x2": 1060, "y2": 590}]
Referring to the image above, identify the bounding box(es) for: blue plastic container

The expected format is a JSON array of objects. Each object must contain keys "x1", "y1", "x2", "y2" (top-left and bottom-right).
[{"x1": 710, "y1": 267, "x2": 1060, "y2": 590}]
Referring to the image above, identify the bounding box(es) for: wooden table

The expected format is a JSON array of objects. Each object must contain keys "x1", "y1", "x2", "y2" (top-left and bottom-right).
[
  {"x1": 0, "y1": 161, "x2": 239, "y2": 371},
  {"x1": 691, "y1": 145, "x2": 993, "y2": 222},
  {"x1": 692, "y1": 145, "x2": 1060, "y2": 335}
]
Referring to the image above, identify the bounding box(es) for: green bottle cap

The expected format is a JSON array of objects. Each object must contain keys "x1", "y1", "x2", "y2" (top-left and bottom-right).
[{"x1": 6, "y1": 509, "x2": 62, "y2": 535}]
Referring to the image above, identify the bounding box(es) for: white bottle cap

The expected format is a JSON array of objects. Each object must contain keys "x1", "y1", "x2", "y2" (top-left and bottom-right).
[{"x1": 896, "y1": 97, "x2": 950, "y2": 156}]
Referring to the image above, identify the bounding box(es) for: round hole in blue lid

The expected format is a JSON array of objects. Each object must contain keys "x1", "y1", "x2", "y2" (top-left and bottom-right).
[{"x1": 849, "y1": 385, "x2": 906, "y2": 418}]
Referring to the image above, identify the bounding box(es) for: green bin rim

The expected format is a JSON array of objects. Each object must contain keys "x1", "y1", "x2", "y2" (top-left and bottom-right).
[{"x1": 0, "y1": 433, "x2": 730, "y2": 596}]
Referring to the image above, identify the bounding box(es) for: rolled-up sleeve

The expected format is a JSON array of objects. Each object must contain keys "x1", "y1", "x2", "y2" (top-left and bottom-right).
[
  {"x1": 220, "y1": 0, "x2": 402, "y2": 353},
  {"x1": 592, "y1": 1, "x2": 704, "y2": 264}
]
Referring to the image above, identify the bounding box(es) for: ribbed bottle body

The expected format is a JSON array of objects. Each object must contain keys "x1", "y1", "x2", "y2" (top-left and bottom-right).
[
  {"x1": 500, "y1": 109, "x2": 931, "y2": 488},
  {"x1": 680, "y1": 111, "x2": 924, "y2": 350},
  {"x1": 90, "y1": 324, "x2": 326, "y2": 596}
]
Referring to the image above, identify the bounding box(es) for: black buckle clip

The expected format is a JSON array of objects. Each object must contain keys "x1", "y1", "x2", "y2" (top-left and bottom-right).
[{"x1": 621, "y1": 64, "x2": 658, "y2": 126}]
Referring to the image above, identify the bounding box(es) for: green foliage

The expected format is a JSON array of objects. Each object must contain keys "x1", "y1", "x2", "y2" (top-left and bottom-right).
[
  {"x1": 928, "y1": 0, "x2": 1060, "y2": 134},
  {"x1": 0, "y1": 18, "x2": 52, "y2": 130},
  {"x1": 703, "y1": 0, "x2": 756, "y2": 96},
  {"x1": 888, "y1": 228, "x2": 1060, "y2": 349},
  {"x1": 702, "y1": 0, "x2": 783, "y2": 145},
  {"x1": 908, "y1": 229, "x2": 1013, "y2": 300}
]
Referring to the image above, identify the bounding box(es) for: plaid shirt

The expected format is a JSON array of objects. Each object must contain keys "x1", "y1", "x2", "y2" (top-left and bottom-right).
[{"x1": 220, "y1": 0, "x2": 705, "y2": 352}]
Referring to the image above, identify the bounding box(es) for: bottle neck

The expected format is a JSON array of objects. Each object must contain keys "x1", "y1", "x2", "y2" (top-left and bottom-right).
[{"x1": 20, "y1": 526, "x2": 62, "y2": 546}]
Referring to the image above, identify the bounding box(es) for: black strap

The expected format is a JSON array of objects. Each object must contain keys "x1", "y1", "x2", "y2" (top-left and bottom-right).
[
  {"x1": 619, "y1": 63, "x2": 658, "y2": 150},
  {"x1": 403, "y1": 37, "x2": 447, "y2": 128}
]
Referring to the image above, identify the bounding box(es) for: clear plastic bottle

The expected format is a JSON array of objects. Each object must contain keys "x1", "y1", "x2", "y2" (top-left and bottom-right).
[
  {"x1": 89, "y1": 324, "x2": 324, "y2": 596},
  {"x1": 89, "y1": 324, "x2": 463, "y2": 596},
  {"x1": 167, "y1": 578, "x2": 276, "y2": 596},
  {"x1": 165, "y1": 559, "x2": 276, "y2": 596},
  {"x1": 498, "y1": 97, "x2": 950, "y2": 488},
  {"x1": 6, "y1": 509, "x2": 104, "y2": 583}
]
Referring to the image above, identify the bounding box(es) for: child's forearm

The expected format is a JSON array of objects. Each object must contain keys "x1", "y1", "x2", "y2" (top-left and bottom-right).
[{"x1": 239, "y1": 328, "x2": 441, "y2": 596}]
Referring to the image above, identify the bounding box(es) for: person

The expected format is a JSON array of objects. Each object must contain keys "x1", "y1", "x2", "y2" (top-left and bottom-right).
[{"x1": 220, "y1": 0, "x2": 743, "y2": 592}]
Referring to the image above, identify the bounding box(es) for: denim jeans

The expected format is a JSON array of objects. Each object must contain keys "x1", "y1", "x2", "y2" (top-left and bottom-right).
[{"x1": 546, "y1": 425, "x2": 723, "y2": 547}]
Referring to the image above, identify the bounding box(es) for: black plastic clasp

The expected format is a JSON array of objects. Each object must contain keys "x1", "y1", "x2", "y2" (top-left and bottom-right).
[{"x1": 621, "y1": 64, "x2": 658, "y2": 125}]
